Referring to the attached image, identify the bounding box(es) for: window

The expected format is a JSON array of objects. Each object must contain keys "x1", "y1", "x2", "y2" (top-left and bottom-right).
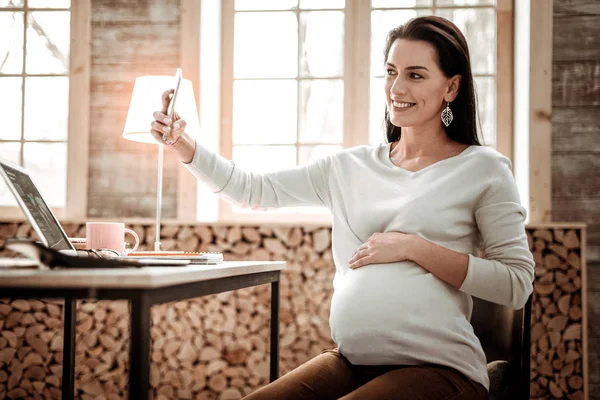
[
  {"x1": 0, "y1": 0, "x2": 89, "y2": 220},
  {"x1": 218, "y1": 0, "x2": 346, "y2": 223},
  {"x1": 197, "y1": 0, "x2": 511, "y2": 223},
  {"x1": 0, "y1": 0, "x2": 70, "y2": 207}
]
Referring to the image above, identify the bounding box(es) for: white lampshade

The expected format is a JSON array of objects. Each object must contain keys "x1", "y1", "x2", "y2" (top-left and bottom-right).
[{"x1": 122, "y1": 75, "x2": 200, "y2": 144}]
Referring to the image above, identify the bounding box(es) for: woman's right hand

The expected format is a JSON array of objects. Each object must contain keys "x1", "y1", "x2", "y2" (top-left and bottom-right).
[
  {"x1": 150, "y1": 89, "x2": 196, "y2": 163},
  {"x1": 150, "y1": 89, "x2": 187, "y2": 146}
]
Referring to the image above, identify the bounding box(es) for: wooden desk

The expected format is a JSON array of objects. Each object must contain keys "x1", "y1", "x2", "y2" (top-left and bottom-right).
[{"x1": 0, "y1": 261, "x2": 286, "y2": 400}]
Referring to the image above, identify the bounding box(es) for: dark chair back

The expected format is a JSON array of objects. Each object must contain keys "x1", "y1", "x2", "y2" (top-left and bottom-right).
[{"x1": 470, "y1": 295, "x2": 532, "y2": 400}]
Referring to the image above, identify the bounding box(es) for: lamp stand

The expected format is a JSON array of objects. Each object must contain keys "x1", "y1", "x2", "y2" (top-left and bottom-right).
[{"x1": 154, "y1": 143, "x2": 164, "y2": 251}]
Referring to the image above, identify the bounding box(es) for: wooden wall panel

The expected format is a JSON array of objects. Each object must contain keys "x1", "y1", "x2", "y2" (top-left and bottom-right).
[
  {"x1": 91, "y1": 24, "x2": 180, "y2": 66},
  {"x1": 552, "y1": 154, "x2": 600, "y2": 198},
  {"x1": 551, "y1": 1, "x2": 600, "y2": 263},
  {"x1": 553, "y1": 15, "x2": 600, "y2": 61},
  {"x1": 554, "y1": 0, "x2": 600, "y2": 15},
  {"x1": 88, "y1": 107, "x2": 135, "y2": 152},
  {"x1": 552, "y1": 61, "x2": 600, "y2": 107},
  {"x1": 87, "y1": 0, "x2": 181, "y2": 219},
  {"x1": 552, "y1": 108, "x2": 600, "y2": 152},
  {"x1": 551, "y1": 0, "x2": 600, "y2": 265},
  {"x1": 552, "y1": 2, "x2": 600, "y2": 398},
  {"x1": 91, "y1": 0, "x2": 179, "y2": 23},
  {"x1": 553, "y1": 199, "x2": 600, "y2": 246},
  {"x1": 87, "y1": 151, "x2": 179, "y2": 218}
]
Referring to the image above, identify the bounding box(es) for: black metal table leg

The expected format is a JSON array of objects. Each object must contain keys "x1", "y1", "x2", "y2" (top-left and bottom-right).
[
  {"x1": 62, "y1": 298, "x2": 76, "y2": 400},
  {"x1": 520, "y1": 295, "x2": 532, "y2": 400},
  {"x1": 129, "y1": 292, "x2": 151, "y2": 399},
  {"x1": 270, "y1": 278, "x2": 280, "y2": 382}
]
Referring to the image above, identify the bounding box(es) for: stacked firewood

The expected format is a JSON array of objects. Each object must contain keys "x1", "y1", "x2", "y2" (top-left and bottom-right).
[
  {"x1": 0, "y1": 223, "x2": 336, "y2": 399},
  {"x1": 0, "y1": 299, "x2": 65, "y2": 399},
  {"x1": 529, "y1": 228, "x2": 585, "y2": 400}
]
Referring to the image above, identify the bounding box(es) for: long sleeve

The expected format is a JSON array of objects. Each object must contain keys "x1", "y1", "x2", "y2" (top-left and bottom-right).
[
  {"x1": 183, "y1": 141, "x2": 334, "y2": 210},
  {"x1": 459, "y1": 160, "x2": 535, "y2": 310}
]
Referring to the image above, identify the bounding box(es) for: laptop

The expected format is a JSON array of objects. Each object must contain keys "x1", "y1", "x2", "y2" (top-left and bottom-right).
[
  {"x1": 0, "y1": 159, "x2": 222, "y2": 265},
  {"x1": 0, "y1": 158, "x2": 78, "y2": 256}
]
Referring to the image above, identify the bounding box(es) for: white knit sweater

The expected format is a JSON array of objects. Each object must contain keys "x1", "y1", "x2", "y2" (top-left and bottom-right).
[{"x1": 184, "y1": 141, "x2": 535, "y2": 390}]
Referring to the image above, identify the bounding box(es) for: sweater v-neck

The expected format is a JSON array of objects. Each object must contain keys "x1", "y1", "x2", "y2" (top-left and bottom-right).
[{"x1": 382, "y1": 142, "x2": 476, "y2": 177}]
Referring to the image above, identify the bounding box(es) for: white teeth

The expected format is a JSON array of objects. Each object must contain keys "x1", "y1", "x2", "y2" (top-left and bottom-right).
[{"x1": 392, "y1": 101, "x2": 415, "y2": 108}]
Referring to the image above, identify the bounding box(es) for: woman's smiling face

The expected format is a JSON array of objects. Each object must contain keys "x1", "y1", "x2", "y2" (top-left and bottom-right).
[{"x1": 384, "y1": 38, "x2": 459, "y2": 129}]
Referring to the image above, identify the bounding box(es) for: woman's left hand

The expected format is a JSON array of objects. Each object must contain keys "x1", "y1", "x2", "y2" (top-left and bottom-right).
[{"x1": 349, "y1": 232, "x2": 416, "y2": 269}]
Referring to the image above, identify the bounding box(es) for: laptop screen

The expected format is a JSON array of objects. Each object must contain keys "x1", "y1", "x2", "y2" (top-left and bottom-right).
[{"x1": 0, "y1": 161, "x2": 73, "y2": 251}]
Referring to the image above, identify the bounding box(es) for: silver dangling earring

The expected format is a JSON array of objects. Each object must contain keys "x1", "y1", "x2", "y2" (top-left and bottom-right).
[{"x1": 441, "y1": 101, "x2": 453, "y2": 127}]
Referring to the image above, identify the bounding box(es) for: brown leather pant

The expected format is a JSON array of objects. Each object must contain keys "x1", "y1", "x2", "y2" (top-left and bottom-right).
[{"x1": 244, "y1": 349, "x2": 488, "y2": 400}]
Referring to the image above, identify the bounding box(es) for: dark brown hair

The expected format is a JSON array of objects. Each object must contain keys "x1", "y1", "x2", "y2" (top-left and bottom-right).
[{"x1": 383, "y1": 16, "x2": 481, "y2": 146}]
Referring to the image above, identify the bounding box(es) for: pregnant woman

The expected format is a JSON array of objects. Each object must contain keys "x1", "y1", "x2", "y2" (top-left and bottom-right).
[{"x1": 150, "y1": 15, "x2": 534, "y2": 400}]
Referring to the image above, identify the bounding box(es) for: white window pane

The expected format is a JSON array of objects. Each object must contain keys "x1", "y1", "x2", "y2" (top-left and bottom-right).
[
  {"x1": 300, "y1": 0, "x2": 345, "y2": 9},
  {"x1": 23, "y1": 142, "x2": 66, "y2": 207},
  {"x1": 26, "y1": 11, "x2": 70, "y2": 74},
  {"x1": 24, "y1": 77, "x2": 68, "y2": 140},
  {"x1": 369, "y1": 77, "x2": 386, "y2": 146},
  {"x1": 0, "y1": 0, "x2": 23, "y2": 6},
  {"x1": 28, "y1": 0, "x2": 71, "y2": 7},
  {"x1": 435, "y1": 8, "x2": 495, "y2": 75},
  {"x1": 233, "y1": 80, "x2": 297, "y2": 145},
  {"x1": 0, "y1": 143, "x2": 20, "y2": 164},
  {"x1": 0, "y1": 77, "x2": 23, "y2": 140},
  {"x1": 370, "y1": 9, "x2": 431, "y2": 76},
  {"x1": 299, "y1": 79, "x2": 343, "y2": 144},
  {"x1": 372, "y1": 0, "x2": 432, "y2": 7},
  {"x1": 0, "y1": 12, "x2": 24, "y2": 74},
  {"x1": 474, "y1": 76, "x2": 495, "y2": 147},
  {"x1": 235, "y1": 0, "x2": 297, "y2": 11},
  {"x1": 234, "y1": 12, "x2": 298, "y2": 79},
  {"x1": 231, "y1": 145, "x2": 297, "y2": 214},
  {"x1": 436, "y1": 0, "x2": 494, "y2": 5},
  {"x1": 0, "y1": 142, "x2": 21, "y2": 206},
  {"x1": 300, "y1": 11, "x2": 344, "y2": 78}
]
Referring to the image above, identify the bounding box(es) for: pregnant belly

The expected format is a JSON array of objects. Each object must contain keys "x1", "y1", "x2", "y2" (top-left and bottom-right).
[{"x1": 329, "y1": 262, "x2": 465, "y2": 344}]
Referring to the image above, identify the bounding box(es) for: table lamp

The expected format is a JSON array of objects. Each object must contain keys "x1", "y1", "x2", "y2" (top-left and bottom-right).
[{"x1": 122, "y1": 72, "x2": 200, "y2": 251}]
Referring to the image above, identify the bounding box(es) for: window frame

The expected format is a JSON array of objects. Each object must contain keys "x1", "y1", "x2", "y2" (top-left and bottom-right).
[
  {"x1": 185, "y1": 0, "x2": 516, "y2": 225},
  {"x1": 0, "y1": 0, "x2": 91, "y2": 221}
]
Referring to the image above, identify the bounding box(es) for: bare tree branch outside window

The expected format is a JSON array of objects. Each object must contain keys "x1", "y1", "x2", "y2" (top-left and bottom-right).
[{"x1": 28, "y1": 13, "x2": 68, "y2": 71}]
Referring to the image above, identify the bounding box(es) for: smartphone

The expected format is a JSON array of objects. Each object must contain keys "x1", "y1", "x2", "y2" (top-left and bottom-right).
[{"x1": 167, "y1": 68, "x2": 183, "y2": 119}]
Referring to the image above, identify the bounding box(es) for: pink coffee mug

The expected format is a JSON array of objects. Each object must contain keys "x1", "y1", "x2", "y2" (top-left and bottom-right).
[{"x1": 86, "y1": 222, "x2": 140, "y2": 254}]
